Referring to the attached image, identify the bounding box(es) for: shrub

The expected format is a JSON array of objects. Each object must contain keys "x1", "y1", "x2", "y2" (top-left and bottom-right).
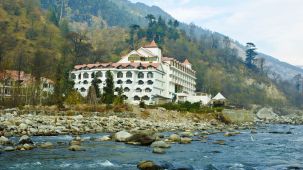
[
  {"x1": 65, "y1": 90, "x2": 84, "y2": 105},
  {"x1": 139, "y1": 101, "x2": 146, "y2": 108}
]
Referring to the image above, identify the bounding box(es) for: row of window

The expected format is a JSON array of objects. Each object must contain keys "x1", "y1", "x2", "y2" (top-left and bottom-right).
[
  {"x1": 78, "y1": 87, "x2": 152, "y2": 93},
  {"x1": 71, "y1": 71, "x2": 154, "y2": 80},
  {"x1": 78, "y1": 79, "x2": 154, "y2": 85}
]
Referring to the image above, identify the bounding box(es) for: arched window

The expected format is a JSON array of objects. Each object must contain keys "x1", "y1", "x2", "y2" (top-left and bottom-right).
[
  {"x1": 115, "y1": 87, "x2": 120, "y2": 92},
  {"x1": 136, "y1": 88, "x2": 142, "y2": 92},
  {"x1": 145, "y1": 88, "x2": 152, "y2": 93},
  {"x1": 138, "y1": 72, "x2": 144, "y2": 79},
  {"x1": 124, "y1": 87, "x2": 130, "y2": 92},
  {"x1": 147, "y1": 72, "x2": 153, "y2": 78},
  {"x1": 83, "y1": 80, "x2": 89, "y2": 84},
  {"x1": 134, "y1": 96, "x2": 140, "y2": 101},
  {"x1": 138, "y1": 80, "x2": 144, "y2": 85},
  {"x1": 142, "y1": 95, "x2": 150, "y2": 101},
  {"x1": 117, "y1": 71, "x2": 123, "y2": 78},
  {"x1": 126, "y1": 71, "x2": 132, "y2": 78},
  {"x1": 71, "y1": 73, "x2": 76, "y2": 79},
  {"x1": 126, "y1": 80, "x2": 133, "y2": 84},
  {"x1": 96, "y1": 71, "x2": 102, "y2": 78},
  {"x1": 83, "y1": 72, "x2": 89, "y2": 79},
  {"x1": 91, "y1": 72, "x2": 95, "y2": 78},
  {"x1": 147, "y1": 80, "x2": 154, "y2": 85},
  {"x1": 117, "y1": 80, "x2": 123, "y2": 84},
  {"x1": 80, "y1": 87, "x2": 86, "y2": 92},
  {"x1": 96, "y1": 79, "x2": 102, "y2": 84}
]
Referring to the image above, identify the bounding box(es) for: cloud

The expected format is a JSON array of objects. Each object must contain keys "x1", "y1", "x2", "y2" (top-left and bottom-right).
[{"x1": 131, "y1": 0, "x2": 303, "y2": 65}]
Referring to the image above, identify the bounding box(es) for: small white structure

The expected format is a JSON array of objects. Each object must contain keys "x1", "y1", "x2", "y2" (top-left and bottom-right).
[
  {"x1": 212, "y1": 93, "x2": 226, "y2": 101},
  {"x1": 176, "y1": 92, "x2": 212, "y2": 105},
  {"x1": 71, "y1": 41, "x2": 197, "y2": 105}
]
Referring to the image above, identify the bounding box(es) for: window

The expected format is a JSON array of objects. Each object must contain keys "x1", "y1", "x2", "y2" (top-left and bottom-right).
[
  {"x1": 138, "y1": 72, "x2": 144, "y2": 79},
  {"x1": 43, "y1": 83, "x2": 48, "y2": 88},
  {"x1": 71, "y1": 73, "x2": 76, "y2": 79},
  {"x1": 134, "y1": 96, "x2": 140, "y2": 101},
  {"x1": 83, "y1": 80, "x2": 89, "y2": 84},
  {"x1": 145, "y1": 88, "x2": 152, "y2": 93},
  {"x1": 83, "y1": 72, "x2": 89, "y2": 79},
  {"x1": 142, "y1": 95, "x2": 150, "y2": 101},
  {"x1": 117, "y1": 71, "x2": 123, "y2": 78},
  {"x1": 78, "y1": 74, "x2": 81, "y2": 79},
  {"x1": 122, "y1": 95, "x2": 128, "y2": 100},
  {"x1": 126, "y1": 71, "x2": 132, "y2": 78},
  {"x1": 124, "y1": 87, "x2": 130, "y2": 92},
  {"x1": 147, "y1": 80, "x2": 154, "y2": 85},
  {"x1": 115, "y1": 87, "x2": 120, "y2": 92},
  {"x1": 96, "y1": 71, "x2": 102, "y2": 77},
  {"x1": 97, "y1": 79, "x2": 102, "y2": 84},
  {"x1": 117, "y1": 80, "x2": 123, "y2": 84},
  {"x1": 136, "y1": 88, "x2": 142, "y2": 92},
  {"x1": 147, "y1": 72, "x2": 153, "y2": 78},
  {"x1": 138, "y1": 80, "x2": 144, "y2": 85},
  {"x1": 80, "y1": 88, "x2": 86, "y2": 92},
  {"x1": 91, "y1": 72, "x2": 95, "y2": 78},
  {"x1": 126, "y1": 80, "x2": 133, "y2": 84}
]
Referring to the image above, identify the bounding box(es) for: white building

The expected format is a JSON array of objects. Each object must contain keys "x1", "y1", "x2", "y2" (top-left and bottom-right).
[{"x1": 71, "y1": 41, "x2": 197, "y2": 105}]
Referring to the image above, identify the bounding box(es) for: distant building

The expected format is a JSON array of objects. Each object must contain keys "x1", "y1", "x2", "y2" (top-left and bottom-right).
[
  {"x1": 71, "y1": 41, "x2": 197, "y2": 105},
  {"x1": 0, "y1": 70, "x2": 54, "y2": 98}
]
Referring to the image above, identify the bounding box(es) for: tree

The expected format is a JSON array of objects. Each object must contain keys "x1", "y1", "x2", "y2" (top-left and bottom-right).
[
  {"x1": 102, "y1": 70, "x2": 114, "y2": 104},
  {"x1": 87, "y1": 85, "x2": 97, "y2": 105},
  {"x1": 114, "y1": 86, "x2": 124, "y2": 105},
  {"x1": 129, "y1": 24, "x2": 140, "y2": 50},
  {"x1": 91, "y1": 76, "x2": 101, "y2": 98},
  {"x1": 245, "y1": 42, "x2": 258, "y2": 69}
]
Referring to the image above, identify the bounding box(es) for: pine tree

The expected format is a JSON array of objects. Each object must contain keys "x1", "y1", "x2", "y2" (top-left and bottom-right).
[
  {"x1": 91, "y1": 76, "x2": 101, "y2": 98},
  {"x1": 245, "y1": 42, "x2": 258, "y2": 69},
  {"x1": 102, "y1": 70, "x2": 114, "y2": 104}
]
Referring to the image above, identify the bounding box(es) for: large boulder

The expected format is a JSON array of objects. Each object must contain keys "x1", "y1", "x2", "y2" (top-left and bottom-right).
[
  {"x1": 180, "y1": 137, "x2": 192, "y2": 144},
  {"x1": 0, "y1": 136, "x2": 13, "y2": 145},
  {"x1": 114, "y1": 131, "x2": 133, "y2": 142},
  {"x1": 137, "y1": 160, "x2": 163, "y2": 170},
  {"x1": 153, "y1": 147, "x2": 166, "y2": 154},
  {"x1": 151, "y1": 141, "x2": 171, "y2": 148},
  {"x1": 126, "y1": 131, "x2": 155, "y2": 146},
  {"x1": 68, "y1": 145, "x2": 85, "y2": 151},
  {"x1": 18, "y1": 135, "x2": 33, "y2": 145},
  {"x1": 169, "y1": 134, "x2": 181, "y2": 142},
  {"x1": 256, "y1": 108, "x2": 280, "y2": 121},
  {"x1": 4, "y1": 146, "x2": 15, "y2": 152}
]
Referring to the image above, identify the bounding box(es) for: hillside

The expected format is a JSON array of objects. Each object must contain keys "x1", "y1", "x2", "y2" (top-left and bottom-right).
[{"x1": 0, "y1": 0, "x2": 300, "y2": 108}]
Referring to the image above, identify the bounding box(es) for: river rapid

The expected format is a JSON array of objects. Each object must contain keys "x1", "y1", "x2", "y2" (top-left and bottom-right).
[{"x1": 1, "y1": 124, "x2": 302, "y2": 170}]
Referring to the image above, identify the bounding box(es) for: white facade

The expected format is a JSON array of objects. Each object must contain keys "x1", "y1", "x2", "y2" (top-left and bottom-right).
[{"x1": 71, "y1": 41, "x2": 197, "y2": 105}]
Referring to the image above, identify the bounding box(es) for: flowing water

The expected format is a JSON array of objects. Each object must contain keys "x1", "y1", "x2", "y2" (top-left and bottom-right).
[{"x1": 1, "y1": 124, "x2": 303, "y2": 170}]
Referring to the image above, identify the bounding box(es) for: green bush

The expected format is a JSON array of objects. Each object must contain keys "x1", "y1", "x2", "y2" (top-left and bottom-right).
[
  {"x1": 159, "y1": 102, "x2": 223, "y2": 114},
  {"x1": 64, "y1": 90, "x2": 84, "y2": 105}
]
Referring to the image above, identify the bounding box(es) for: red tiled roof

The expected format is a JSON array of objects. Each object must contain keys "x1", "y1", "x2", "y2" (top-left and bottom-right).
[
  {"x1": 144, "y1": 40, "x2": 158, "y2": 48},
  {"x1": 162, "y1": 57, "x2": 174, "y2": 61},
  {"x1": 74, "y1": 62, "x2": 160, "y2": 70}
]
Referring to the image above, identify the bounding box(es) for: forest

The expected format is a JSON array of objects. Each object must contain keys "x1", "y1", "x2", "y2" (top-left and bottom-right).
[{"x1": 0, "y1": 0, "x2": 302, "y2": 108}]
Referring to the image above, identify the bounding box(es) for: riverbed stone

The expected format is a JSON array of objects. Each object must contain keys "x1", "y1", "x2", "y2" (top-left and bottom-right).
[
  {"x1": 18, "y1": 135, "x2": 33, "y2": 145},
  {"x1": 68, "y1": 145, "x2": 85, "y2": 151},
  {"x1": 4, "y1": 146, "x2": 15, "y2": 152},
  {"x1": 0, "y1": 136, "x2": 12, "y2": 145},
  {"x1": 180, "y1": 137, "x2": 192, "y2": 144},
  {"x1": 151, "y1": 141, "x2": 170, "y2": 148},
  {"x1": 169, "y1": 134, "x2": 181, "y2": 142},
  {"x1": 41, "y1": 142, "x2": 54, "y2": 149},
  {"x1": 114, "y1": 131, "x2": 132, "y2": 142},
  {"x1": 137, "y1": 160, "x2": 163, "y2": 170},
  {"x1": 19, "y1": 123, "x2": 28, "y2": 130},
  {"x1": 213, "y1": 140, "x2": 226, "y2": 145},
  {"x1": 126, "y1": 131, "x2": 155, "y2": 146},
  {"x1": 153, "y1": 147, "x2": 166, "y2": 154}
]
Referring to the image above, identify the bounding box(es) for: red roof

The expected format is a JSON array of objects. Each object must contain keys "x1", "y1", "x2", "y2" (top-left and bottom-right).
[
  {"x1": 162, "y1": 57, "x2": 174, "y2": 61},
  {"x1": 144, "y1": 40, "x2": 158, "y2": 48},
  {"x1": 0, "y1": 70, "x2": 54, "y2": 85},
  {"x1": 74, "y1": 62, "x2": 160, "y2": 70}
]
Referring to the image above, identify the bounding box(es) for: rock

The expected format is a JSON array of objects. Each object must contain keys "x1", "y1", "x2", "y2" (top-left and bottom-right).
[
  {"x1": 151, "y1": 141, "x2": 171, "y2": 148},
  {"x1": 213, "y1": 140, "x2": 226, "y2": 145},
  {"x1": 126, "y1": 131, "x2": 155, "y2": 146},
  {"x1": 0, "y1": 136, "x2": 12, "y2": 145},
  {"x1": 224, "y1": 132, "x2": 240, "y2": 137},
  {"x1": 98, "y1": 135, "x2": 111, "y2": 141},
  {"x1": 137, "y1": 160, "x2": 163, "y2": 170},
  {"x1": 256, "y1": 108, "x2": 280, "y2": 121},
  {"x1": 19, "y1": 123, "x2": 28, "y2": 130},
  {"x1": 69, "y1": 140, "x2": 81, "y2": 146},
  {"x1": 169, "y1": 134, "x2": 181, "y2": 142},
  {"x1": 18, "y1": 135, "x2": 33, "y2": 145},
  {"x1": 153, "y1": 147, "x2": 166, "y2": 154},
  {"x1": 180, "y1": 137, "x2": 192, "y2": 144},
  {"x1": 68, "y1": 145, "x2": 85, "y2": 151},
  {"x1": 180, "y1": 132, "x2": 194, "y2": 137},
  {"x1": 22, "y1": 144, "x2": 34, "y2": 150},
  {"x1": 114, "y1": 131, "x2": 132, "y2": 142},
  {"x1": 4, "y1": 146, "x2": 15, "y2": 152},
  {"x1": 41, "y1": 142, "x2": 54, "y2": 149}
]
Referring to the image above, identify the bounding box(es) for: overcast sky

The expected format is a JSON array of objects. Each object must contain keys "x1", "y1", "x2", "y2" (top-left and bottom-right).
[{"x1": 130, "y1": 0, "x2": 303, "y2": 66}]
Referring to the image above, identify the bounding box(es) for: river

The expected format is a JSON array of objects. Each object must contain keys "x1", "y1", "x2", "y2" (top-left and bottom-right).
[{"x1": 1, "y1": 124, "x2": 302, "y2": 170}]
